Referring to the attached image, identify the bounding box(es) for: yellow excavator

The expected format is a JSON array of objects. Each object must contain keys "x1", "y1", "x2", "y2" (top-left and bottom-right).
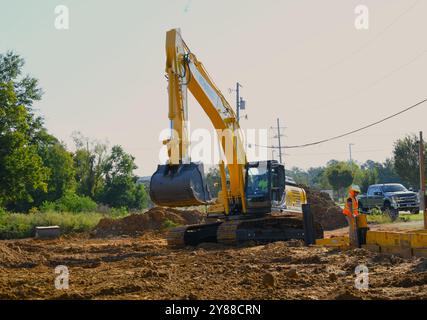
[{"x1": 150, "y1": 29, "x2": 323, "y2": 246}]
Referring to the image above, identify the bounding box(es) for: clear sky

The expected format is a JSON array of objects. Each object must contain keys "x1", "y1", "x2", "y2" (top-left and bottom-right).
[{"x1": 1, "y1": 0, "x2": 426, "y2": 176}]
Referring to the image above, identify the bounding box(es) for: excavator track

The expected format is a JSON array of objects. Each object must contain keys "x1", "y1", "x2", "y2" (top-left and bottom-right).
[
  {"x1": 166, "y1": 214, "x2": 323, "y2": 247},
  {"x1": 166, "y1": 226, "x2": 188, "y2": 247},
  {"x1": 216, "y1": 220, "x2": 240, "y2": 245}
]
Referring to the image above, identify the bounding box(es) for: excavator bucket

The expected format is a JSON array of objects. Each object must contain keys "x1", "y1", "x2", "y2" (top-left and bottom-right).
[{"x1": 149, "y1": 162, "x2": 212, "y2": 207}]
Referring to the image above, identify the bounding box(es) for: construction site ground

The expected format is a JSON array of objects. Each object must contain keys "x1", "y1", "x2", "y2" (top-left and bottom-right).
[{"x1": 2, "y1": 219, "x2": 427, "y2": 300}]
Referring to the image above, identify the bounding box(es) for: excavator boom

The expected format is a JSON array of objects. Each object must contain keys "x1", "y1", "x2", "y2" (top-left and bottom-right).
[{"x1": 150, "y1": 28, "x2": 246, "y2": 211}]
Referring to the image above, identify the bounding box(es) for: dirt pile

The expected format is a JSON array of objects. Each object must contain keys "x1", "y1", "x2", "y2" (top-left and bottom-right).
[
  {"x1": 302, "y1": 186, "x2": 348, "y2": 230},
  {"x1": 92, "y1": 207, "x2": 204, "y2": 238},
  {"x1": 0, "y1": 242, "x2": 39, "y2": 268}
]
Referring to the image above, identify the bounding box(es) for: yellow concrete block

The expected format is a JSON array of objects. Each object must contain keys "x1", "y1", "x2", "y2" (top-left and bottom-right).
[
  {"x1": 380, "y1": 246, "x2": 412, "y2": 259},
  {"x1": 412, "y1": 248, "x2": 427, "y2": 258},
  {"x1": 315, "y1": 236, "x2": 349, "y2": 247},
  {"x1": 409, "y1": 233, "x2": 427, "y2": 248},
  {"x1": 367, "y1": 231, "x2": 412, "y2": 247},
  {"x1": 362, "y1": 244, "x2": 380, "y2": 252}
]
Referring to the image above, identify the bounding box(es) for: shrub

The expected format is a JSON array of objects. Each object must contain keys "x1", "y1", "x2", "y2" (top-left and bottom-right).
[
  {"x1": 0, "y1": 211, "x2": 103, "y2": 239},
  {"x1": 40, "y1": 192, "x2": 97, "y2": 213},
  {"x1": 162, "y1": 219, "x2": 180, "y2": 229},
  {"x1": 370, "y1": 207, "x2": 382, "y2": 215},
  {"x1": 109, "y1": 207, "x2": 129, "y2": 218}
]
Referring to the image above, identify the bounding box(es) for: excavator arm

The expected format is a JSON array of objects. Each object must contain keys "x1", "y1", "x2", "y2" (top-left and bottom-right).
[{"x1": 150, "y1": 29, "x2": 247, "y2": 213}]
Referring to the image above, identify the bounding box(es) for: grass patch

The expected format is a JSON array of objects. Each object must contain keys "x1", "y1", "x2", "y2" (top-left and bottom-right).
[
  {"x1": 0, "y1": 210, "x2": 129, "y2": 239},
  {"x1": 398, "y1": 212, "x2": 424, "y2": 222},
  {"x1": 162, "y1": 219, "x2": 181, "y2": 230},
  {"x1": 366, "y1": 214, "x2": 393, "y2": 224},
  {"x1": 366, "y1": 209, "x2": 424, "y2": 224}
]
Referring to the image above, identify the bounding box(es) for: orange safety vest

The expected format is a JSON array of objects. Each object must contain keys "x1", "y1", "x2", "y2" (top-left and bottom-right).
[{"x1": 343, "y1": 196, "x2": 359, "y2": 217}]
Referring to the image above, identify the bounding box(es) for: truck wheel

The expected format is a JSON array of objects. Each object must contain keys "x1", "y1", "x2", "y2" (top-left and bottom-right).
[{"x1": 383, "y1": 203, "x2": 398, "y2": 221}]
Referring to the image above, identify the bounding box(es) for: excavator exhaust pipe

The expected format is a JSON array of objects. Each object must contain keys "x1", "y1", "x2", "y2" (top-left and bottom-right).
[{"x1": 150, "y1": 162, "x2": 212, "y2": 207}]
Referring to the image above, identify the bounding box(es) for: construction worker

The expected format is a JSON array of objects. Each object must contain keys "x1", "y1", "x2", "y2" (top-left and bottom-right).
[{"x1": 343, "y1": 185, "x2": 361, "y2": 247}]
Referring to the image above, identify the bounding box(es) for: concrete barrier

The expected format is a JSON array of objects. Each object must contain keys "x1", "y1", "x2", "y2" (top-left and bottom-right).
[{"x1": 35, "y1": 226, "x2": 60, "y2": 239}]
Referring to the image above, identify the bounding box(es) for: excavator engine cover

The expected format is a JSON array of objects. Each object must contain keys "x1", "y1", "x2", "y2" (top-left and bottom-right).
[{"x1": 150, "y1": 162, "x2": 211, "y2": 207}]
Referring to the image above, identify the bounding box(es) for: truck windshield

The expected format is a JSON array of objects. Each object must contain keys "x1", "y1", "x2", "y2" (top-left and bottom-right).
[{"x1": 382, "y1": 184, "x2": 407, "y2": 193}]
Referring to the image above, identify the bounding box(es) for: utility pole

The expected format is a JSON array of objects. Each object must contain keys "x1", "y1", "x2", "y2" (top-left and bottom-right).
[
  {"x1": 349, "y1": 143, "x2": 355, "y2": 163},
  {"x1": 236, "y1": 82, "x2": 242, "y2": 123},
  {"x1": 277, "y1": 118, "x2": 283, "y2": 164},
  {"x1": 269, "y1": 119, "x2": 286, "y2": 163},
  {"x1": 419, "y1": 131, "x2": 426, "y2": 228}
]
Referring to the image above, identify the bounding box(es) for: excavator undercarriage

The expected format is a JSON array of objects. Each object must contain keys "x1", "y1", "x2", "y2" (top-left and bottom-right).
[{"x1": 167, "y1": 212, "x2": 324, "y2": 247}]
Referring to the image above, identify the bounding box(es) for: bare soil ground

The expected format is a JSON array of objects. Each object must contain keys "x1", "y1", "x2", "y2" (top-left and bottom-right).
[{"x1": 1, "y1": 230, "x2": 427, "y2": 300}]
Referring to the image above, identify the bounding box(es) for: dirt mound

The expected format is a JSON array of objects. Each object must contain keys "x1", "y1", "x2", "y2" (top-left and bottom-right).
[
  {"x1": 92, "y1": 207, "x2": 204, "y2": 238},
  {"x1": 0, "y1": 242, "x2": 39, "y2": 268},
  {"x1": 302, "y1": 185, "x2": 348, "y2": 231}
]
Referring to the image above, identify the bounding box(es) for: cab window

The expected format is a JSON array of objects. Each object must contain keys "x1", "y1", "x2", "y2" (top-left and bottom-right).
[{"x1": 368, "y1": 186, "x2": 378, "y2": 196}]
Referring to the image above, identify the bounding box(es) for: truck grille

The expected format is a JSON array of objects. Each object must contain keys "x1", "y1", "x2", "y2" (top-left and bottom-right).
[{"x1": 396, "y1": 195, "x2": 418, "y2": 207}]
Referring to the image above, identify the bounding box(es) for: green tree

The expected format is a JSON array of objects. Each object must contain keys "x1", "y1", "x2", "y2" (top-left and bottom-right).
[
  {"x1": 361, "y1": 159, "x2": 401, "y2": 184},
  {"x1": 307, "y1": 166, "x2": 331, "y2": 189},
  {"x1": 393, "y1": 135, "x2": 427, "y2": 188},
  {"x1": 0, "y1": 52, "x2": 58, "y2": 211},
  {"x1": 287, "y1": 167, "x2": 309, "y2": 185},
  {"x1": 100, "y1": 145, "x2": 146, "y2": 209},
  {"x1": 0, "y1": 51, "x2": 45, "y2": 147},
  {"x1": 325, "y1": 161, "x2": 354, "y2": 200},
  {"x1": 378, "y1": 158, "x2": 402, "y2": 183},
  {"x1": 72, "y1": 132, "x2": 107, "y2": 198},
  {"x1": 33, "y1": 140, "x2": 76, "y2": 205},
  {"x1": 0, "y1": 51, "x2": 42, "y2": 107},
  {"x1": 354, "y1": 167, "x2": 378, "y2": 193},
  {"x1": 0, "y1": 82, "x2": 49, "y2": 210},
  {"x1": 134, "y1": 184, "x2": 149, "y2": 209}
]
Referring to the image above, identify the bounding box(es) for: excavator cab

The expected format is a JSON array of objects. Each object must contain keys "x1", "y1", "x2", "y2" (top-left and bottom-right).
[
  {"x1": 149, "y1": 162, "x2": 212, "y2": 207},
  {"x1": 245, "y1": 160, "x2": 286, "y2": 214}
]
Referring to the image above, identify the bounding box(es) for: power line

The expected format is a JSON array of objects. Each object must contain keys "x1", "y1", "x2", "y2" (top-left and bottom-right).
[
  {"x1": 321, "y1": 47, "x2": 427, "y2": 108},
  {"x1": 286, "y1": 148, "x2": 388, "y2": 157},
  {"x1": 256, "y1": 97, "x2": 427, "y2": 149},
  {"x1": 287, "y1": 0, "x2": 422, "y2": 97}
]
